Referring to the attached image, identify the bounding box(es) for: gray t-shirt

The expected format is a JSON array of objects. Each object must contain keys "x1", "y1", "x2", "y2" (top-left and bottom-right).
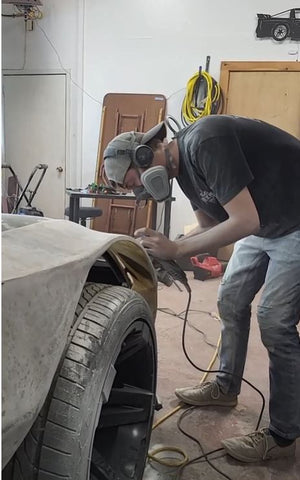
[{"x1": 176, "y1": 115, "x2": 300, "y2": 238}]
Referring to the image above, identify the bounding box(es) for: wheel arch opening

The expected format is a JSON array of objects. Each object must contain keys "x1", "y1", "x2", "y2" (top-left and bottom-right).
[{"x1": 86, "y1": 239, "x2": 158, "y2": 320}]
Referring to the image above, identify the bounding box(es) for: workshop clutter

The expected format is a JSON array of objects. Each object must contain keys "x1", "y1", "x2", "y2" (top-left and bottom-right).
[
  {"x1": 191, "y1": 255, "x2": 228, "y2": 281},
  {"x1": 86, "y1": 182, "x2": 116, "y2": 194},
  {"x1": 2, "y1": 163, "x2": 48, "y2": 216}
]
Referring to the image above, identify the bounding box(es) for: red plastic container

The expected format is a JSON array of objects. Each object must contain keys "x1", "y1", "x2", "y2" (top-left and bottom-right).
[{"x1": 191, "y1": 256, "x2": 224, "y2": 279}]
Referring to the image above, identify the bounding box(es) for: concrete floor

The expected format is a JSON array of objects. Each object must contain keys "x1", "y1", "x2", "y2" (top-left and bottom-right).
[{"x1": 144, "y1": 273, "x2": 299, "y2": 480}]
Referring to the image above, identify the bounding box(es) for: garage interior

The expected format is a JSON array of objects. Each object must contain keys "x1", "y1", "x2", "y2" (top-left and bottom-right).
[
  {"x1": 147, "y1": 274, "x2": 300, "y2": 480},
  {"x1": 2, "y1": 1, "x2": 300, "y2": 480}
]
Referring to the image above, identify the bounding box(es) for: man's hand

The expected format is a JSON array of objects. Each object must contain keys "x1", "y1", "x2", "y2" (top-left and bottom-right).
[
  {"x1": 135, "y1": 187, "x2": 260, "y2": 260},
  {"x1": 134, "y1": 227, "x2": 179, "y2": 260}
]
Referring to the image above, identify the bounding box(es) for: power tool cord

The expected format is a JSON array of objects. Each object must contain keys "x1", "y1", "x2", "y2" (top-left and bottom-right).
[
  {"x1": 149, "y1": 334, "x2": 223, "y2": 476},
  {"x1": 152, "y1": 333, "x2": 221, "y2": 431},
  {"x1": 148, "y1": 263, "x2": 266, "y2": 479},
  {"x1": 158, "y1": 306, "x2": 219, "y2": 349},
  {"x1": 181, "y1": 284, "x2": 266, "y2": 432},
  {"x1": 177, "y1": 407, "x2": 231, "y2": 480}
]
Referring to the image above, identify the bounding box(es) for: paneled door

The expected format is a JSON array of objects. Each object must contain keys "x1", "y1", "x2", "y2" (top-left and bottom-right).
[
  {"x1": 3, "y1": 73, "x2": 67, "y2": 218},
  {"x1": 92, "y1": 93, "x2": 166, "y2": 235},
  {"x1": 219, "y1": 61, "x2": 300, "y2": 138}
]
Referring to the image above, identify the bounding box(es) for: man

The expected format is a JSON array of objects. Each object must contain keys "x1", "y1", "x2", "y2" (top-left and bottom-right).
[{"x1": 103, "y1": 114, "x2": 300, "y2": 463}]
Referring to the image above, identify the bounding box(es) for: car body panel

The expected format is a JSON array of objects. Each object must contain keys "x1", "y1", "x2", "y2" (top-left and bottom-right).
[
  {"x1": 256, "y1": 8, "x2": 300, "y2": 40},
  {"x1": 2, "y1": 214, "x2": 157, "y2": 467}
]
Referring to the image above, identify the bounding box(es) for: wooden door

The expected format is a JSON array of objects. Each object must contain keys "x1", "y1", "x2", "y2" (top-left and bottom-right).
[
  {"x1": 92, "y1": 93, "x2": 166, "y2": 234},
  {"x1": 3, "y1": 73, "x2": 67, "y2": 218},
  {"x1": 219, "y1": 61, "x2": 300, "y2": 138}
]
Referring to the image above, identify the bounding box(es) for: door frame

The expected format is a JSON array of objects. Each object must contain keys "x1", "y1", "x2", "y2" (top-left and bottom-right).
[
  {"x1": 2, "y1": 69, "x2": 71, "y2": 198},
  {"x1": 219, "y1": 61, "x2": 300, "y2": 112}
]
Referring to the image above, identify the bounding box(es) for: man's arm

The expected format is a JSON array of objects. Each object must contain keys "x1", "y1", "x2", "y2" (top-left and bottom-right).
[
  {"x1": 175, "y1": 186, "x2": 259, "y2": 257},
  {"x1": 135, "y1": 187, "x2": 260, "y2": 259}
]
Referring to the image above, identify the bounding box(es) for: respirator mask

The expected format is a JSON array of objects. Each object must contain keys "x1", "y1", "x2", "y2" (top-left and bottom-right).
[{"x1": 133, "y1": 165, "x2": 171, "y2": 203}]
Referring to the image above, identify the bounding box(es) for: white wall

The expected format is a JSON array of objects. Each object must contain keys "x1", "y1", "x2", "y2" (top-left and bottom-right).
[
  {"x1": 2, "y1": 0, "x2": 299, "y2": 237},
  {"x1": 2, "y1": 0, "x2": 85, "y2": 188}
]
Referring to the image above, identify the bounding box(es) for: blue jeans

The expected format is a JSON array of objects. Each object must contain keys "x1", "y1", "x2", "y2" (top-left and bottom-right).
[{"x1": 216, "y1": 230, "x2": 300, "y2": 440}]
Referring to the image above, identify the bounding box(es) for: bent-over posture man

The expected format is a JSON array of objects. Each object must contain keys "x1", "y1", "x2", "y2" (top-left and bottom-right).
[{"x1": 103, "y1": 114, "x2": 300, "y2": 463}]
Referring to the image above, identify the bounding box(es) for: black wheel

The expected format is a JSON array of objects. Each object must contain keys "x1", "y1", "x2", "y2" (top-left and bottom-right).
[
  {"x1": 272, "y1": 23, "x2": 289, "y2": 41},
  {"x1": 10, "y1": 283, "x2": 157, "y2": 480}
]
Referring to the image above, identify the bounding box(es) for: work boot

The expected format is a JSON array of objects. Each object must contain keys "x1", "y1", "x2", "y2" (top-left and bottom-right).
[
  {"x1": 221, "y1": 428, "x2": 296, "y2": 463},
  {"x1": 174, "y1": 381, "x2": 238, "y2": 406}
]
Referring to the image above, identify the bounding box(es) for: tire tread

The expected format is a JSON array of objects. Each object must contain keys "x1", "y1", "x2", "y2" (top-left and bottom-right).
[{"x1": 12, "y1": 284, "x2": 154, "y2": 480}]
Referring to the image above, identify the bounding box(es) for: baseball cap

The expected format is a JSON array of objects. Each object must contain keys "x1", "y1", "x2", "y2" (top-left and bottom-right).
[{"x1": 103, "y1": 121, "x2": 167, "y2": 186}]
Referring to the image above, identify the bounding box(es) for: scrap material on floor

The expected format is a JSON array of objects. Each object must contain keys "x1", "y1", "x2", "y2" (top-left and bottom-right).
[{"x1": 144, "y1": 273, "x2": 300, "y2": 480}]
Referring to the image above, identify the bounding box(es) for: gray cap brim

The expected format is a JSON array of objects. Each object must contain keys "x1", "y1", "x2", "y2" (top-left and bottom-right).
[{"x1": 141, "y1": 121, "x2": 167, "y2": 144}]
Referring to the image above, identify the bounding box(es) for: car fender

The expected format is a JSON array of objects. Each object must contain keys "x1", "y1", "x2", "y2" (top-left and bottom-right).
[{"x1": 2, "y1": 214, "x2": 157, "y2": 467}]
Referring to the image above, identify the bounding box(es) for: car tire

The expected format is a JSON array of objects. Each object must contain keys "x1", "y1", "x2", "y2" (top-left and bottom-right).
[
  {"x1": 272, "y1": 23, "x2": 289, "y2": 41},
  {"x1": 8, "y1": 283, "x2": 157, "y2": 480}
]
